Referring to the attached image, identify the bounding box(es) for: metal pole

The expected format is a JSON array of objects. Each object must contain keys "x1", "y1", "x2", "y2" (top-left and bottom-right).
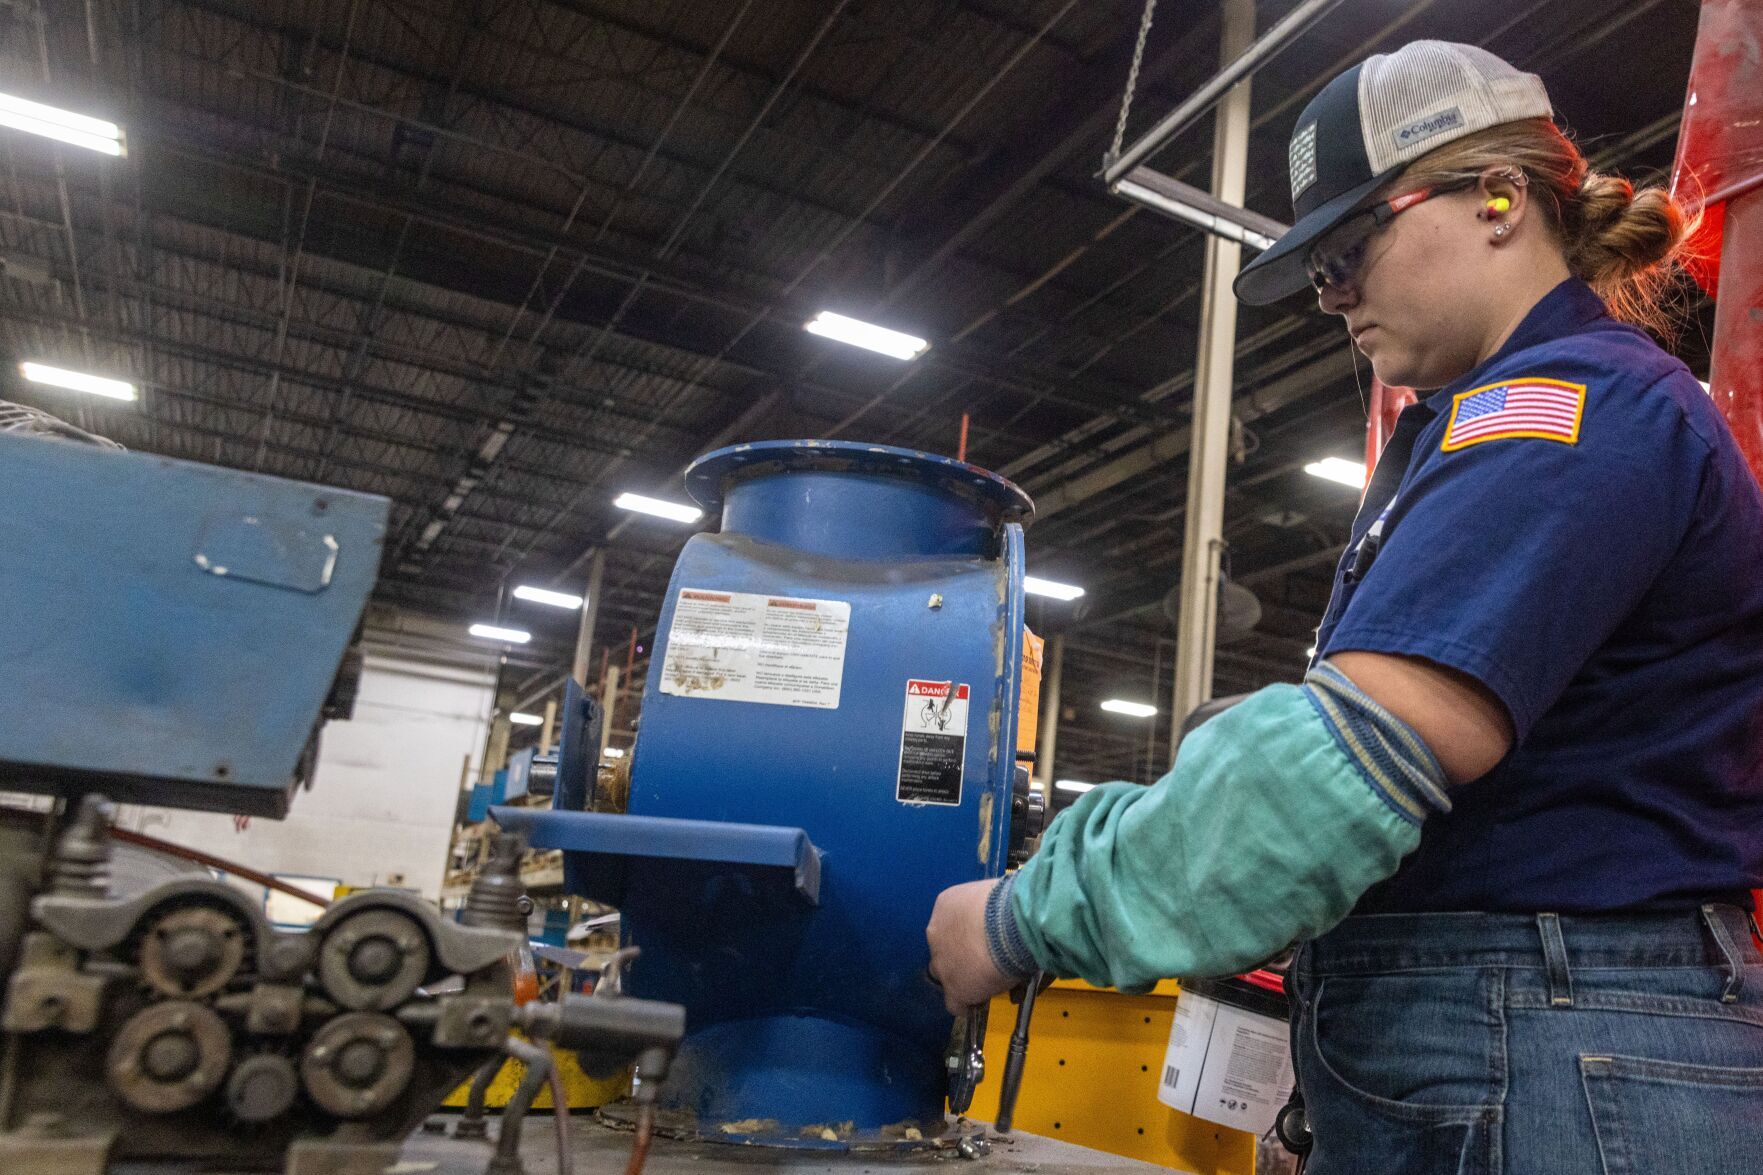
[
  {"x1": 1103, "y1": 0, "x2": 1345, "y2": 185},
  {"x1": 598, "y1": 664, "x2": 620, "y2": 765},
  {"x1": 569, "y1": 549, "x2": 605, "y2": 687},
  {"x1": 1036, "y1": 634, "x2": 1064, "y2": 788},
  {"x1": 539, "y1": 698, "x2": 558, "y2": 755},
  {"x1": 480, "y1": 715, "x2": 512, "y2": 786},
  {"x1": 1170, "y1": 0, "x2": 1253, "y2": 762}
]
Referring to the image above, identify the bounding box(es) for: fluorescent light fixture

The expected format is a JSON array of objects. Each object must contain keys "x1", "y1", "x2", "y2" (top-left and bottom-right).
[
  {"x1": 1024, "y1": 576, "x2": 1085, "y2": 601},
  {"x1": 0, "y1": 92, "x2": 125, "y2": 155},
  {"x1": 604, "y1": 747, "x2": 626, "y2": 759},
  {"x1": 508, "y1": 712, "x2": 543, "y2": 726},
  {"x1": 1100, "y1": 699, "x2": 1158, "y2": 718},
  {"x1": 512, "y1": 584, "x2": 583, "y2": 610},
  {"x1": 804, "y1": 310, "x2": 929, "y2": 360},
  {"x1": 1055, "y1": 779, "x2": 1096, "y2": 794},
  {"x1": 20, "y1": 361, "x2": 136, "y2": 401},
  {"x1": 1114, "y1": 178, "x2": 1279, "y2": 251},
  {"x1": 1304, "y1": 456, "x2": 1367, "y2": 488},
  {"x1": 468, "y1": 623, "x2": 531, "y2": 644},
  {"x1": 614, "y1": 492, "x2": 702, "y2": 525}
]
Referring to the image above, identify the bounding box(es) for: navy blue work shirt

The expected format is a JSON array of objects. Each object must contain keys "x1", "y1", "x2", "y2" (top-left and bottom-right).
[{"x1": 1315, "y1": 278, "x2": 1763, "y2": 913}]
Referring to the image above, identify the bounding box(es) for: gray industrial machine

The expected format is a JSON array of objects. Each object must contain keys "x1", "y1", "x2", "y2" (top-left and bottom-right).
[{"x1": 0, "y1": 428, "x2": 685, "y2": 1173}]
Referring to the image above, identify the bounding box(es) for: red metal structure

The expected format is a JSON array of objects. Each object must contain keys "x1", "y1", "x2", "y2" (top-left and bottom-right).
[
  {"x1": 1365, "y1": 378, "x2": 1418, "y2": 481},
  {"x1": 1671, "y1": 0, "x2": 1763, "y2": 926}
]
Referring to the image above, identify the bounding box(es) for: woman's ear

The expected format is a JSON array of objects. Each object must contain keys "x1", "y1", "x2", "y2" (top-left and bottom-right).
[{"x1": 1477, "y1": 167, "x2": 1528, "y2": 238}]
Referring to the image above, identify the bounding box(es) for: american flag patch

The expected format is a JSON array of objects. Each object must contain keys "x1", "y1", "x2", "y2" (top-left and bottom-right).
[{"x1": 1441, "y1": 378, "x2": 1586, "y2": 452}]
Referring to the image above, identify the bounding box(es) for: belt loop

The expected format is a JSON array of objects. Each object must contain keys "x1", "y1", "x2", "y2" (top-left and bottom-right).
[
  {"x1": 1702, "y1": 904, "x2": 1745, "y2": 1004},
  {"x1": 1537, "y1": 912, "x2": 1574, "y2": 1008}
]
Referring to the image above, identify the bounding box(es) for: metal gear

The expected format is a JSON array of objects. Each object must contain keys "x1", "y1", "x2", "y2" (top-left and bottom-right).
[
  {"x1": 315, "y1": 908, "x2": 431, "y2": 1011},
  {"x1": 106, "y1": 1000, "x2": 232, "y2": 1114},
  {"x1": 138, "y1": 905, "x2": 249, "y2": 998},
  {"x1": 299, "y1": 1012, "x2": 415, "y2": 1119}
]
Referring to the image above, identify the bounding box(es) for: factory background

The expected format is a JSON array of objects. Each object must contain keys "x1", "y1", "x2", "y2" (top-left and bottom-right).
[
  {"x1": 0, "y1": 0, "x2": 1709, "y2": 848},
  {"x1": 0, "y1": 2, "x2": 1743, "y2": 1171}
]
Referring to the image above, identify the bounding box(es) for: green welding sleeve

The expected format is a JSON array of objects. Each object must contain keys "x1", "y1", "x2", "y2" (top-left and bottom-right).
[{"x1": 983, "y1": 662, "x2": 1450, "y2": 990}]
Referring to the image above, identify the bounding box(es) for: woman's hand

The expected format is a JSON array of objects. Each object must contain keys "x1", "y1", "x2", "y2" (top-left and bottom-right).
[{"x1": 925, "y1": 879, "x2": 1014, "y2": 1015}]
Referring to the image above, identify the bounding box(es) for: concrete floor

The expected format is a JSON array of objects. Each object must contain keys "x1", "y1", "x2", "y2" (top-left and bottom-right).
[{"x1": 393, "y1": 1118, "x2": 1180, "y2": 1175}]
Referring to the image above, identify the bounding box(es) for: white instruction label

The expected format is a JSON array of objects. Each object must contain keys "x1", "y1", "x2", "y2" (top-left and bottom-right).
[
  {"x1": 1158, "y1": 989, "x2": 1294, "y2": 1136},
  {"x1": 896, "y1": 680, "x2": 969, "y2": 806},
  {"x1": 658, "y1": 588, "x2": 850, "y2": 709}
]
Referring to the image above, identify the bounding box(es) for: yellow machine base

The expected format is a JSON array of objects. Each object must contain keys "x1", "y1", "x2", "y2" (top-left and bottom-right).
[
  {"x1": 441, "y1": 1041, "x2": 628, "y2": 1110},
  {"x1": 970, "y1": 979, "x2": 1257, "y2": 1174}
]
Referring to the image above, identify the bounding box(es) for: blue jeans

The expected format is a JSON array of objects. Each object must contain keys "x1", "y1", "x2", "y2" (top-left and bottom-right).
[{"x1": 1289, "y1": 905, "x2": 1763, "y2": 1174}]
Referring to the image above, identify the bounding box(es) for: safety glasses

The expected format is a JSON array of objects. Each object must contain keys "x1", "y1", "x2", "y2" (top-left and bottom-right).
[{"x1": 1306, "y1": 180, "x2": 1476, "y2": 293}]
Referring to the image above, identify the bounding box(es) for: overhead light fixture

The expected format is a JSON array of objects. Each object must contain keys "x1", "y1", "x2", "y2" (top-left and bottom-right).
[
  {"x1": 604, "y1": 747, "x2": 626, "y2": 759},
  {"x1": 0, "y1": 92, "x2": 125, "y2": 155},
  {"x1": 468, "y1": 623, "x2": 531, "y2": 644},
  {"x1": 508, "y1": 712, "x2": 543, "y2": 726},
  {"x1": 1114, "y1": 177, "x2": 1280, "y2": 251},
  {"x1": 1054, "y1": 779, "x2": 1096, "y2": 794},
  {"x1": 1024, "y1": 576, "x2": 1085, "y2": 601},
  {"x1": 513, "y1": 584, "x2": 584, "y2": 610},
  {"x1": 19, "y1": 361, "x2": 136, "y2": 401},
  {"x1": 1304, "y1": 456, "x2": 1367, "y2": 489},
  {"x1": 614, "y1": 492, "x2": 703, "y2": 525},
  {"x1": 804, "y1": 310, "x2": 929, "y2": 361},
  {"x1": 1100, "y1": 699, "x2": 1158, "y2": 718}
]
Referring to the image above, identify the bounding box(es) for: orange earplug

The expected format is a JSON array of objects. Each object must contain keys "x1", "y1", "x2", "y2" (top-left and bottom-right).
[{"x1": 1484, "y1": 196, "x2": 1512, "y2": 217}]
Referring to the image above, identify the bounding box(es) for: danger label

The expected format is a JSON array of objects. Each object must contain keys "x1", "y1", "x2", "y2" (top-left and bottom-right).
[
  {"x1": 658, "y1": 588, "x2": 850, "y2": 709},
  {"x1": 896, "y1": 679, "x2": 969, "y2": 806}
]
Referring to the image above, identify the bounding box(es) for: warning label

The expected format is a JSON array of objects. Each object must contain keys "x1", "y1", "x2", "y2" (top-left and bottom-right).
[
  {"x1": 658, "y1": 588, "x2": 850, "y2": 709},
  {"x1": 896, "y1": 679, "x2": 969, "y2": 806}
]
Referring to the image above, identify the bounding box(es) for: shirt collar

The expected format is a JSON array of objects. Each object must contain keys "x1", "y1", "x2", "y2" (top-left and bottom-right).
[{"x1": 1420, "y1": 278, "x2": 1609, "y2": 411}]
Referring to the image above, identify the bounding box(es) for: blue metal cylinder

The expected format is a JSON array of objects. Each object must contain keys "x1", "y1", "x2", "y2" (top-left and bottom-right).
[
  {"x1": 696, "y1": 441, "x2": 1018, "y2": 560},
  {"x1": 615, "y1": 440, "x2": 1032, "y2": 1139}
]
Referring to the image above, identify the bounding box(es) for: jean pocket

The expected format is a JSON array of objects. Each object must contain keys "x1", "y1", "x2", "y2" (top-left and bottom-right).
[
  {"x1": 1298, "y1": 973, "x2": 1503, "y2": 1175},
  {"x1": 1309, "y1": 972, "x2": 1503, "y2": 1113},
  {"x1": 1580, "y1": 1054, "x2": 1763, "y2": 1175}
]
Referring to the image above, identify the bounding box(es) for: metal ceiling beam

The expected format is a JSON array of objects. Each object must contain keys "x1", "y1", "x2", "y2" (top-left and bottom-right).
[
  {"x1": 164, "y1": 0, "x2": 909, "y2": 249},
  {"x1": 876, "y1": 8, "x2": 1214, "y2": 310},
  {"x1": 1102, "y1": 0, "x2": 1348, "y2": 185},
  {"x1": 454, "y1": 0, "x2": 981, "y2": 165},
  {"x1": 0, "y1": 291, "x2": 686, "y2": 467},
  {"x1": 1029, "y1": 344, "x2": 1355, "y2": 521},
  {"x1": 140, "y1": 126, "x2": 1168, "y2": 431}
]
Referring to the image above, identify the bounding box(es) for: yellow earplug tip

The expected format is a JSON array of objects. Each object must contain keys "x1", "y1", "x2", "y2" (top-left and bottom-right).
[{"x1": 1490, "y1": 197, "x2": 1512, "y2": 213}]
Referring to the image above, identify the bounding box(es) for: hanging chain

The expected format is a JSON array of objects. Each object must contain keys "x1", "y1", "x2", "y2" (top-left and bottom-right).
[{"x1": 1107, "y1": 0, "x2": 1160, "y2": 167}]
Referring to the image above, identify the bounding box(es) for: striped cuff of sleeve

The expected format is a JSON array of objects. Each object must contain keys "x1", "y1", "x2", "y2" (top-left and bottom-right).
[
  {"x1": 984, "y1": 872, "x2": 1039, "y2": 982},
  {"x1": 1303, "y1": 661, "x2": 1451, "y2": 827}
]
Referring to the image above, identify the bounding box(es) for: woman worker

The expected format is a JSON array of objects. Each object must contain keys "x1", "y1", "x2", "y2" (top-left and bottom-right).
[{"x1": 926, "y1": 40, "x2": 1763, "y2": 1173}]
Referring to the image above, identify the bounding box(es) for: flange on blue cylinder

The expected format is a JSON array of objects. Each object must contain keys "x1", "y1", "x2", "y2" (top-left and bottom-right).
[{"x1": 500, "y1": 439, "x2": 1032, "y2": 1143}]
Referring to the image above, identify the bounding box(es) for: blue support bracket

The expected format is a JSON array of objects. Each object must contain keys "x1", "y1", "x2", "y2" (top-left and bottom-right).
[{"x1": 489, "y1": 808, "x2": 822, "y2": 906}]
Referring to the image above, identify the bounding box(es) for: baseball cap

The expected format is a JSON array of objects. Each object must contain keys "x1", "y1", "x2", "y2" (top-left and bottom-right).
[{"x1": 1233, "y1": 41, "x2": 1553, "y2": 305}]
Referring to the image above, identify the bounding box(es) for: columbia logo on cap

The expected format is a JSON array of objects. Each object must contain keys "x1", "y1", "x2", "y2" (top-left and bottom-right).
[{"x1": 1392, "y1": 107, "x2": 1464, "y2": 151}]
